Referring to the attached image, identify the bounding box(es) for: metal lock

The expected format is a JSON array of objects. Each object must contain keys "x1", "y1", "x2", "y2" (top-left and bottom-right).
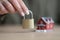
[{"x1": 22, "y1": 10, "x2": 34, "y2": 29}]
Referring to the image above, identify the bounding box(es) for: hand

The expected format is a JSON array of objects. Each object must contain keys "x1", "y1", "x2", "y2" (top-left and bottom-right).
[{"x1": 0, "y1": 0, "x2": 29, "y2": 16}]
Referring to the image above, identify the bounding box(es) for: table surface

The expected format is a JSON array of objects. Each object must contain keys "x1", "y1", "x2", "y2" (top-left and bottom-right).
[{"x1": 0, "y1": 25, "x2": 60, "y2": 40}]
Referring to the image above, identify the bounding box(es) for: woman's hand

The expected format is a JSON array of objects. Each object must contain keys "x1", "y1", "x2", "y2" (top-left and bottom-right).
[{"x1": 0, "y1": 0, "x2": 29, "y2": 16}]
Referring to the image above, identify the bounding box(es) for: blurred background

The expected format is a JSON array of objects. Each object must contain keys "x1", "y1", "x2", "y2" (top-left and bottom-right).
[
  {"x1": 26, "y1": 0, "x2": 60, "y2": 25},
  {"x1": 0, "y1": 0, "x2": 60, "y2": 25}
]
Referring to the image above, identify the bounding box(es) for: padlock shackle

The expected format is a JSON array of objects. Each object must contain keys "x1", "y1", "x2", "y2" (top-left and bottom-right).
[
  {"x1": 24, "y1": 10, "x2": 33, "y2": 19},
  {"x1": 29, "y1": 10, "x2": 33, "y2": 18}
]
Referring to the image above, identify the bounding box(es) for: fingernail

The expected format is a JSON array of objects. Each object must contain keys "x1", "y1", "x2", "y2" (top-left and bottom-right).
[
  {"x1": 21, "y1": 12, "x2": 25, "y2": 16},
  {"x1": 26, "y1": 10, "x2": 29, "y2": 15}
]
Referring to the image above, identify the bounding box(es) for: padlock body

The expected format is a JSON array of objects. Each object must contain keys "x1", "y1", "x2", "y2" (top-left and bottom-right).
[{"x1": 22, "y1": 19, "x2": 34, "y2": 29}]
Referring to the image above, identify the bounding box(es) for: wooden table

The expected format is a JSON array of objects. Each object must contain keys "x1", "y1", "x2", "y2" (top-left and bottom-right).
[{"x1": 0, "y1": 25, "x2": 60, "y2": 40}]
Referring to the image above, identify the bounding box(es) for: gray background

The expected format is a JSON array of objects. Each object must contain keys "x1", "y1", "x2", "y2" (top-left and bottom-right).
[{"x1": 0, "y1": 0, "x2": 60, "y2": 25}]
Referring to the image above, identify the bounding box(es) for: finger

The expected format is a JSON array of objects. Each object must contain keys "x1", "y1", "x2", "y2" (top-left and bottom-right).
[
  {"x1": 0, "y1": 2, "x2": 8, "y2": 14},
  {"x1": 0, "y1": 10, "x2": 7, "y2": 15},
  {"x1": 17, "y1": 0, "x2": 29, "y2": 15},
  {"x1": 0, "y1": 11, "x2": 3, "y2": 15},
  {"x1": 2, "y1": 0, "x2": 15, "y2": 13},
  {"x1": 8, "y1": 0, "x2": 25, "y2": 16}
]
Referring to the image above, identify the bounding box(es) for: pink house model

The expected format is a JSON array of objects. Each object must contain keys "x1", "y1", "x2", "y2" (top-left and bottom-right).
[{"x1": 37, "y1": 17, "x2": 54, "y2": 30}]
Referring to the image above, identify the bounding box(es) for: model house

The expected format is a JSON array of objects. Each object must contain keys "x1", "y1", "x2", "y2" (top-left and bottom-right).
[{"x1": 37, "y1": 17, "x2": 54, "y2": 30}]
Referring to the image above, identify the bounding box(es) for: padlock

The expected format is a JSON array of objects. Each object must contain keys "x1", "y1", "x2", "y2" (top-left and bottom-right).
[{"x1": 22, "y1": 10, "x2": 34, "y2": 29}]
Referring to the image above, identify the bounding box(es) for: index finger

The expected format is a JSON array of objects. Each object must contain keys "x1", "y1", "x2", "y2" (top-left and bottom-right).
[{"x1": 17, "y1": 0, "x2": 29, "y2": 15}]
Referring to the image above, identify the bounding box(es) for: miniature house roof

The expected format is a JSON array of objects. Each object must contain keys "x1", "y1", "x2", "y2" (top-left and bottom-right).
[{"x1": 41, "y1": 17, "x2": 54, "y2": 24}]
